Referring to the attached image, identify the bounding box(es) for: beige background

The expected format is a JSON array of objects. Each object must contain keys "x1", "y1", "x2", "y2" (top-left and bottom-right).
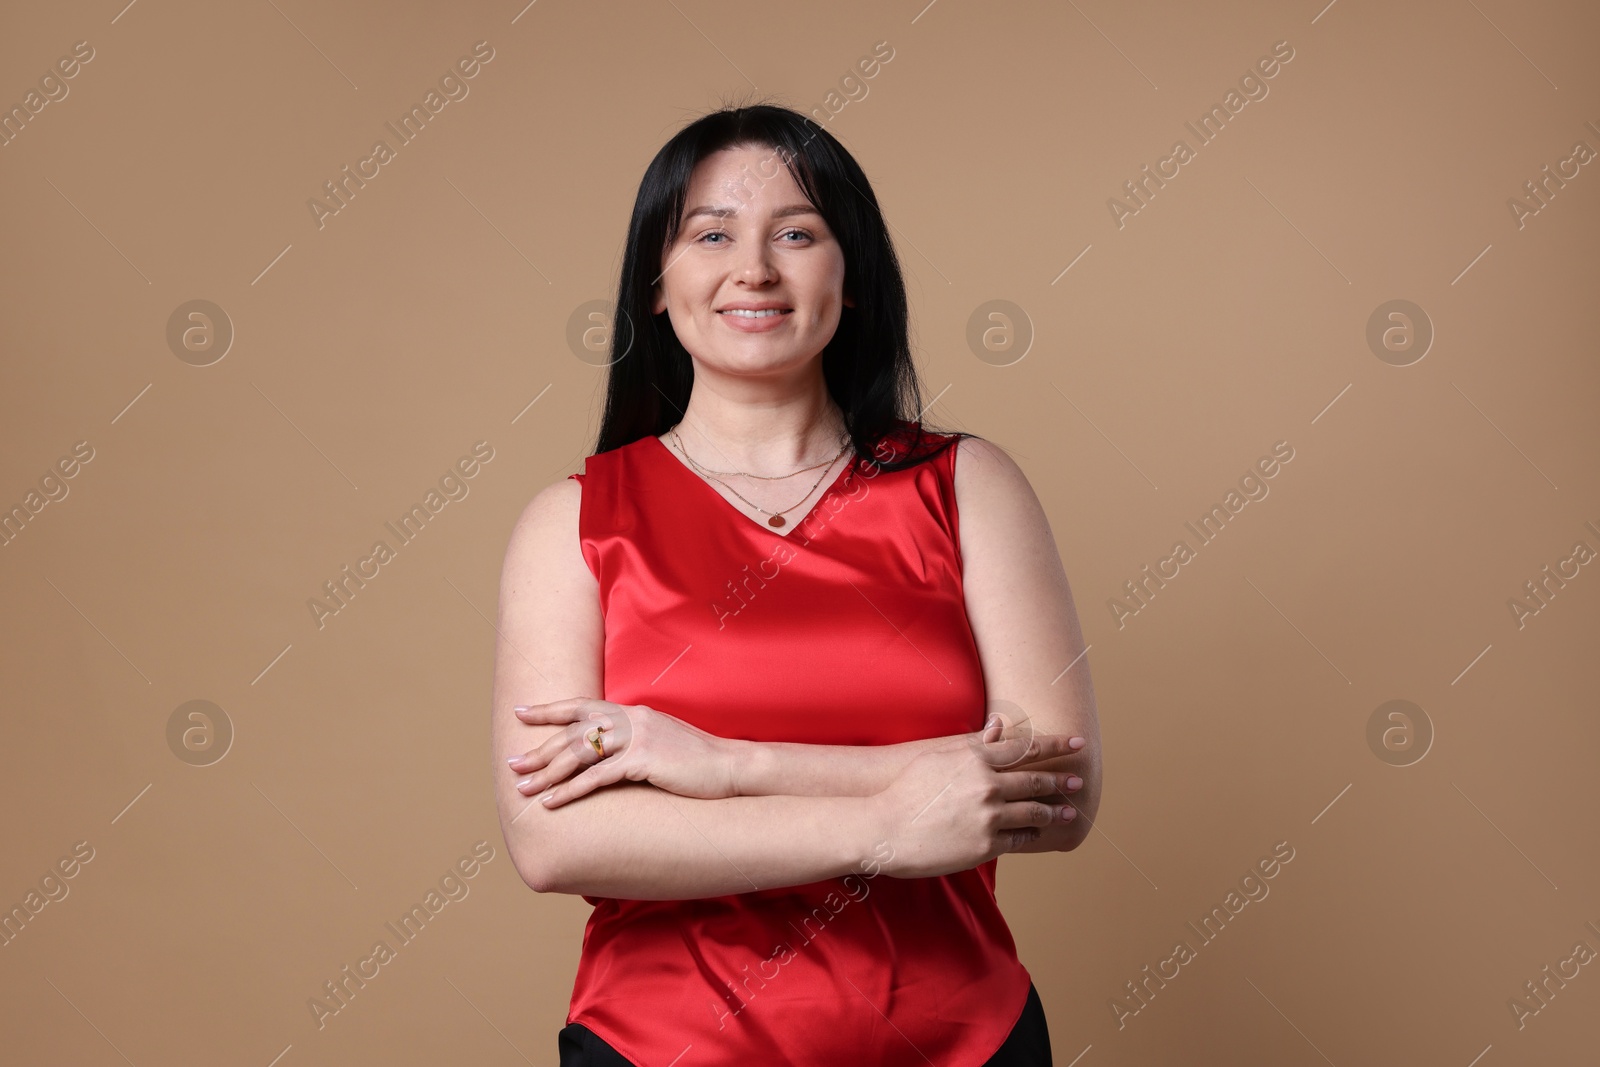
[{"x1": 2, "y1": 0, "x2": 1597, "y2": 1063}]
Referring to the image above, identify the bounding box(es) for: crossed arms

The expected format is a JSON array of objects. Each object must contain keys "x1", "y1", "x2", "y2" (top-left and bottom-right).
[{"x1": 489, "y1": 436, "x2": 1101, "y2": 901}]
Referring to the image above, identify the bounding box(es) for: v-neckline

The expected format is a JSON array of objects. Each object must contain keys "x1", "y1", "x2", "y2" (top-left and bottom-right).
[{"x1": 646, "y1": 433, "x2": 858, "y2": 540}]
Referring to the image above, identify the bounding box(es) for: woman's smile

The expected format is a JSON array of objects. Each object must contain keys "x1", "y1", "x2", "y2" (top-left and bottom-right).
[{"x1": 717, "y1": 303, "x2": 794, "y2": 333}]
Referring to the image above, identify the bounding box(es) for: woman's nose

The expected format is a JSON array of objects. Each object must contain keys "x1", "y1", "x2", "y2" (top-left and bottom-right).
[{"x1": 735, "y1": 240, "x2": 778, "y2": 283}]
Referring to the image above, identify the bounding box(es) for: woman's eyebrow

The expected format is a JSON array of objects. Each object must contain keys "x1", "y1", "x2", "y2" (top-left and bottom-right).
[{"x1": 682, "y1": 203, "x2": 820, "y2": 222}]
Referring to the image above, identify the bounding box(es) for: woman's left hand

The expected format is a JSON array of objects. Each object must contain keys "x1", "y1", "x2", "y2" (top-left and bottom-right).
[{"x1": 507, "y1": 697, "x2": 739, "y2": 807}]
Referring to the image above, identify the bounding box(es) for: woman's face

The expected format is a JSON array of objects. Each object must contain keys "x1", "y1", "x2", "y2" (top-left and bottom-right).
[{"x1": 652, "y1": 143, "x2": 852, "y2": 380}]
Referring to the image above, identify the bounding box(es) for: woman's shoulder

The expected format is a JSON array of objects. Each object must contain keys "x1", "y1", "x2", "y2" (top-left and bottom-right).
[
  {"x1": 513, "y1": 436, "x2": 660, "y2": 552},
  {"x1": 568, "y1": 434, "x2": 659, "y2": 481},
  {"x1": 946, "y1": 432, "x2": 1040, "y2": 529},
  {"x1": 870, "y1": 419, "x2": 986, "y2": 470},
  {"x1": 949, "y1": 432, "x2": 1012, "y2": 469},
  {"x1": 501, "y1": 472, "x2": 589, "y2": 588}
]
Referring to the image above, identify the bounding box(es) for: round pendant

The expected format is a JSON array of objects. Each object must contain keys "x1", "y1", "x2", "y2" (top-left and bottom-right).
[{"x1": 767, "y1": 515, "x2": 786, "y2": 528}]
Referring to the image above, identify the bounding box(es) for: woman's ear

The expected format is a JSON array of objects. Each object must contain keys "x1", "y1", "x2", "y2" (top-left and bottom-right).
[
  {"x1": 652, "y1": 287, "x2": 667, "y2": 315},
  {"x1": 843, "y1": 290, "x2": 855, "y2": 309}
]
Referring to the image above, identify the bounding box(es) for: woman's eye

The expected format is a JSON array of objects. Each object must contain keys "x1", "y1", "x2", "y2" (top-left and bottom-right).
[{"x1": 695, "y1": 229, "x2": 815, "y2": 245}]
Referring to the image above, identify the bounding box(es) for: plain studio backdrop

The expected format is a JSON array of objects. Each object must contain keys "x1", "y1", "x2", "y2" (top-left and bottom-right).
[{"x1": 1, "y1": 1, "x2": 1597, "y2": 1064}]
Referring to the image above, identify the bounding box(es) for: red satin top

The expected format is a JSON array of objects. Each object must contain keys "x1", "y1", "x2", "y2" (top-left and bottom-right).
[{"x1": 564, "y1": 420, "x2": 1033, "y2": 1066}]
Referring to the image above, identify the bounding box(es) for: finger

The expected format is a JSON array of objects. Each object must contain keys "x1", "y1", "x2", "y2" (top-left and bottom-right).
[
  {"x1": 998, "y1": 826, "x2": 1043, "y2": 855},
  {"x1": 971, "y1": 713, "x2": 1016, "y2": 741},
  {"x1": 517, "y1": 743, "x2": 592, "y2": 794},
  {"x1": 971, "y1": 728, "x2": 1043, "y2": 769},
  {"x1": 514, "y1": 722, "x2": 598, "y2": 790},
  {"x1": 515, "y1": 744, "x2": 583, "y2": 794},
  {"x1": 518, "y1": 700, "x2": 611, "y2": 726},
  {"x1": 515, "y1": 748, "x2": 569, "y2": 794},
  {"x1": 994, "y1": 796, "x2": 1077, "y2": 831},
  {"x1": 512, "y1": 696, "x2": 593, "y2": 724},
  {"x1": 569, "y1": 718, "x2": 614, "y2": 764},
  {"x1": 993, "y1": 768, "x2": 1082, "y2": 803},
  {"x1": 1010, "y1": 733, "x2": 1090, "y2": 767},
  {"x1": 538, "y1": 760, "x2": 624, "y2": 808},
  {"x1": 509, "y1": 724, "x2": 577, "y2": 775},
  {"x1": 508, "y1": 737, "x2": 560, "y2": 774},
  {"x1": 543, "y1": 719, "x2": 608, "y2": 770}
]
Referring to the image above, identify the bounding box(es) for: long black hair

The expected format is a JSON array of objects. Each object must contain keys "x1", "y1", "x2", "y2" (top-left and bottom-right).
[{"x1": 591, "y1": 101, "x2": 973, "y2": 474}]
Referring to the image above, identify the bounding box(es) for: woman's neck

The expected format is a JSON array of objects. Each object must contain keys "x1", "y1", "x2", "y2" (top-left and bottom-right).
[{"x1": 670, "y1": 384, "x2": 848, "y2": 475}]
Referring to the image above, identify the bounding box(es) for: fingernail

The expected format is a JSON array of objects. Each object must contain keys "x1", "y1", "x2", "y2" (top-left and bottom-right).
[
  {"x1": 1067, "y1": 776, "x2": 1083, "y2": 790},
  {"x1": 507, "y1": 756, "x2": 521, "y2": 766},
  {"x1": 513, "y1": 705, "x2": 531, "y2": 712},
  {"x1": 1068, "y1": 737, "x2": 1086, "y2": 749},
  {"x1": 539, "y1": 792, "x2": 557, "y2": 806}
]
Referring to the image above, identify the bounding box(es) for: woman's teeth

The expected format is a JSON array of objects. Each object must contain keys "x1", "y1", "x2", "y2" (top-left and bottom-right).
[{"x1": 721, "y1": 309, "x2": 786, "y2": 318}]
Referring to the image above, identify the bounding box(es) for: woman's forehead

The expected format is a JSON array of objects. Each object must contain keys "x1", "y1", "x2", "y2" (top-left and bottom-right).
[{"x1": 690, "y1": 152, "x2": 797, "y2": 193}]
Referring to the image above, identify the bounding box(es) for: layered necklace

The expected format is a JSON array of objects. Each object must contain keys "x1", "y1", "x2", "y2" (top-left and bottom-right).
[{"x1": 670, "y1": 423, "x2": 853, "y2": 528}]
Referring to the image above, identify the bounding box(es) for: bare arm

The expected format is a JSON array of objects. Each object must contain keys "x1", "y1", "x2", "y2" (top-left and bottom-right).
[
  {"x1": 727, "y1": 735, "x2": 952, "y2": 797},
  {"x1": 490, "y1": 478, "x2": 887, "y2": 899},
  {"x1": 952, "y1": 436, "x2": 1103, "y2": 853}
]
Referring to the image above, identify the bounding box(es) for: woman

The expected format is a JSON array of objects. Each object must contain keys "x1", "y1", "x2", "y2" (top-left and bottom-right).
[{"x1": 491, "y1": 104, "x2": 1101, "y2": 1067}]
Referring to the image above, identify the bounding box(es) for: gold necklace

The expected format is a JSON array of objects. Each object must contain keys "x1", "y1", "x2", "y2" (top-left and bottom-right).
[
  {"x1": 670, "y1": 427, "x2": 852, "y2": 528},
  {"x1": 671, "y1": 421, "x2": 849, "y2": 479},
  {"x1": 680, "y1": 443, "x2": 842, "y2": 480}
]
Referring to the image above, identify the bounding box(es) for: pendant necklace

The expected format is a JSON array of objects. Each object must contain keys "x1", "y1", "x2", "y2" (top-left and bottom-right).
[{"x1": 670, "y1": 426, "x2": 851, "y2": 529}]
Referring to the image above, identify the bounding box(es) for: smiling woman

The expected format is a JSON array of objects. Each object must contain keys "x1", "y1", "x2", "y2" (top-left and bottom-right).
[{"x1": 490, "y1": 102, "x2": 1100, "y2": 1067}]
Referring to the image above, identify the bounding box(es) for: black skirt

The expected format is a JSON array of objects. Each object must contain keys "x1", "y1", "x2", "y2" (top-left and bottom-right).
[{"x1": 558, "y1": 981, "x2": 1053, "y2": 1066}]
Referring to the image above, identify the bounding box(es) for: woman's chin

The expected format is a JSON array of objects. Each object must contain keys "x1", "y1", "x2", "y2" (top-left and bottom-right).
[{"x1": 693, "y1": 347, "x2": 822, "y2": 378}]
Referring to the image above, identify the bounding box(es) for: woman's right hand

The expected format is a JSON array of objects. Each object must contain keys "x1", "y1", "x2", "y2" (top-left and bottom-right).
[{"x1": 870, "y1": 721, "x2": 1083, "y2": 879}]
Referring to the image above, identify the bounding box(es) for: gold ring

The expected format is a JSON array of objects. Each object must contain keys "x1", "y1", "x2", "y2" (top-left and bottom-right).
[{"x1": 586, "y1": 727, "x2": 606, "y2": 759}]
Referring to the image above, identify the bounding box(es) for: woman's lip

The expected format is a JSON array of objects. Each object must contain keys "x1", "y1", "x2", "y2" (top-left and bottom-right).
[{"x1": 717, "y1": 308, "x2": 792, "y2": 332}]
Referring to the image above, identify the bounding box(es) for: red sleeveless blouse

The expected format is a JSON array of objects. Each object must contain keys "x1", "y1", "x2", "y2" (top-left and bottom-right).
[{"x1": 564, "y1": 420, "x2": 1034, "y2": 1066}]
